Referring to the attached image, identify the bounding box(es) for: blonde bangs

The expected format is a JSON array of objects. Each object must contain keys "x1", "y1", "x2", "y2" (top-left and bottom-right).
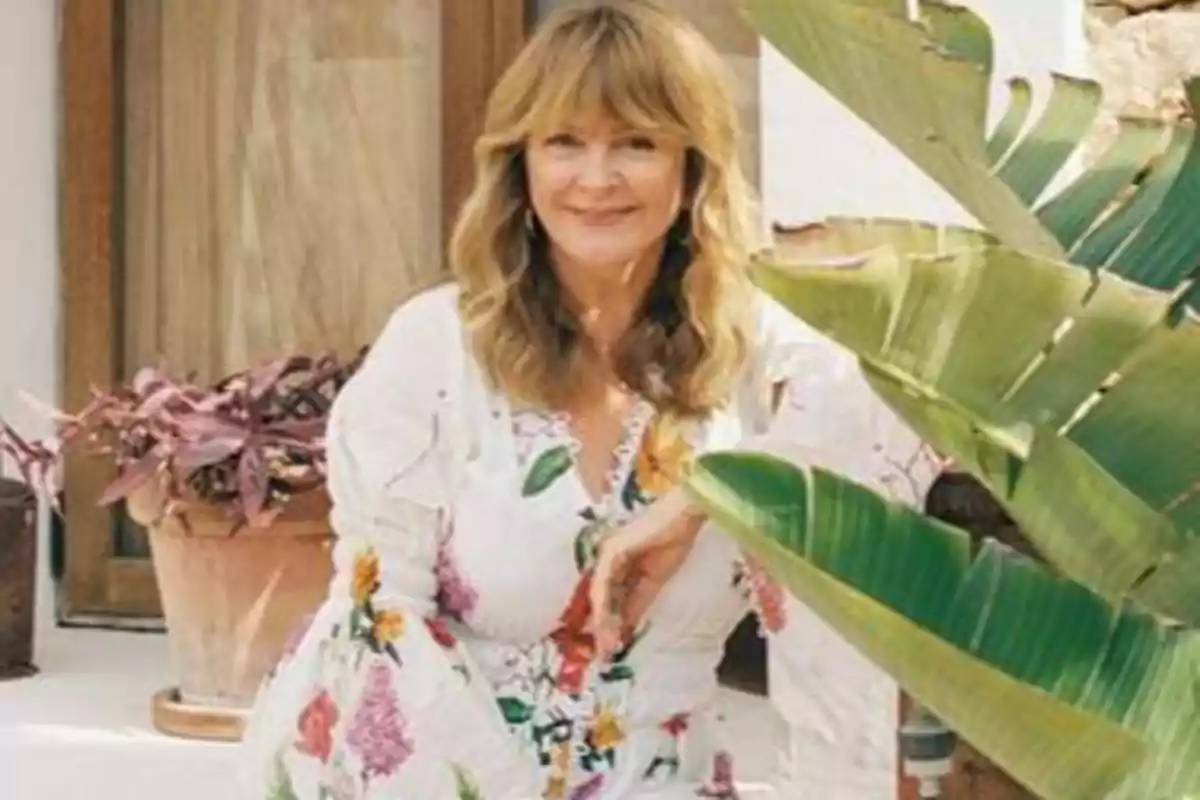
[
  {"x1": 450, "y1": 0, "x2": 757, "y2": 417},
  {"x1": 526, "y1": 31, "x2": 689, "y2": 141}
]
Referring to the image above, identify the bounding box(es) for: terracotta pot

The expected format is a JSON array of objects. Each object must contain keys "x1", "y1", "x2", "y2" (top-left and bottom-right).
[
  {"x1": 128, "y1": 484, "x2": 334, "y2": 709},
  {"x1": 0, "y1": 478, "x2": 37, "y2": 680}
]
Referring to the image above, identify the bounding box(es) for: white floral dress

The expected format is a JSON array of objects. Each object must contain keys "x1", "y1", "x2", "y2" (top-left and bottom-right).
[{"x1": 237, "y1": 282, "x2": 933, "y2": 800}]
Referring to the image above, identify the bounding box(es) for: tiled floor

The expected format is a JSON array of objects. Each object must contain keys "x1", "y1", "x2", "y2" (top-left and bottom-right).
[{"x1": 0, "y1": 625, "x2": 782, "y2": 800}]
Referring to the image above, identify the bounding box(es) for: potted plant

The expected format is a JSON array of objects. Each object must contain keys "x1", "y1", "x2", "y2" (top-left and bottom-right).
[
  {"x1": 1, "y1": 349, "x2": 365, "y2": 740},
  {"x1": 0, "y1": 423, "x2": 46, "y2": 681}
]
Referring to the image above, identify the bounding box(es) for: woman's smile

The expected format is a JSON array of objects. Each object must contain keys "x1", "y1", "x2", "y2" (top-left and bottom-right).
[{"x1": 566, "y1": 205, "x2": 640, "y2": 226}]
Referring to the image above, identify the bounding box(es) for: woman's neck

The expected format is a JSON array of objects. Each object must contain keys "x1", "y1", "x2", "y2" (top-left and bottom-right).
[{"x1": 551, "y1": 247, "x2": 661, "y2": 354}]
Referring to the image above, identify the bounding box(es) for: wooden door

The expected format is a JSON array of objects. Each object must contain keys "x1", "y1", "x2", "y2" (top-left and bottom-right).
[{"x1": 57, "y1": 0, "x2": 529, "y2": 625}]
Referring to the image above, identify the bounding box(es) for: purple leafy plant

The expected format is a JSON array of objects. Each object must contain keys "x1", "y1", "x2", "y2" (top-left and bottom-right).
[{"x1": 0, "y1": 350, "x2": 365, "y2": 532}]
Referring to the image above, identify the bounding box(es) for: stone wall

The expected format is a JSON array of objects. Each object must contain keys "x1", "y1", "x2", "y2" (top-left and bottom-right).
[{"x1": 1084, "y1": 0, "x2": 1199, "y2": 158}]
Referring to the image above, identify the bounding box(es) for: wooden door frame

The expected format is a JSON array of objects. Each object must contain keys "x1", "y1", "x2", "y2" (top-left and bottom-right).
[{"x1": 57, "y1": 0, "x2": 530, "y2": 624}]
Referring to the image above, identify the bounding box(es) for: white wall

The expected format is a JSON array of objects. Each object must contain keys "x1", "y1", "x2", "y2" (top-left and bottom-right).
[
  {"x1": 763, "y1": 0, "x2": 1089, "y2": 230},
  {"x1": 0, "y1": 0, "x2": 59, "y2": 634},
  {"x1": 759, "y1": 1, "x2": 1085, "y2": 797},
  {"x1": 0, "y1": 1, "x2": 59, "y2": 437}
]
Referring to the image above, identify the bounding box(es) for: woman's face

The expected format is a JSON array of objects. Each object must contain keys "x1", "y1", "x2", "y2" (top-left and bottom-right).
[{"x1": 525, "y1": 113, "x2": 686, "y2": 283}]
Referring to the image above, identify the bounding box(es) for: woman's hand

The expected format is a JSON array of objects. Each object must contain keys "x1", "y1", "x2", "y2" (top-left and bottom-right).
[{"x1": 589, "y1": 488, "x2": 707, "y2": 659}]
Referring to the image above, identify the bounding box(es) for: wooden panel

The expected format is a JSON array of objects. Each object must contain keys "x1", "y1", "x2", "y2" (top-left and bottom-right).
[
  {"x1": 122, "y1": 0, "x2": 449, "y2": 385},
  {"x1": 59, "y1": 0, "x2": 521, "y2": 620},
  {"x1": 440, "y1": 0, "x2": 530, "y2": 247},
  {"x1": 60, "y1": 0, "x2": 122, "y2": 617}
]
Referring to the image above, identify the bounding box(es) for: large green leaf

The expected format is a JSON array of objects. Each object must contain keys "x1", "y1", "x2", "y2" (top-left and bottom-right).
[
  {"x1": 986, "y1": 78, "x2": 1032, "y2": 165},
  {"x1": 918, "y1": 0, "x2": 993, "y2": 77},
  {"x1": 1069, "y1": 123, "x2": 1192, "y2": 269},
  {"x1": 1096, "y1": 84, "x2": 1200, "y2": 291},
  {"x1": 743, "y1": 0, "x2": 1200, "y2": 294},
  {"x1": 684, "y1": 452, "x2": 1200, "y2": 800},
  {"x1": 750, "y1": 239, "x2": 1200, "y2": 625},
  {"x1": 741, "y1": 0, "x2": 1063, "y2": 259},
  {"x1": 992, "y1": 74, "x2": 1101, "y2": 206},
  {"x1": 1037, "y1": 117, "x2": 1169, "y2": 251}
]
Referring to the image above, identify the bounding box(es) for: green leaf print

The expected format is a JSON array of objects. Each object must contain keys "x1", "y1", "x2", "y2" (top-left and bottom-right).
[
  {"x1": 620, "y1": 468, "x2": 645, "y2": 510},
  {"x1": 602, "y1": 662, "x2": 634, "y2": 682},
  {"x1": 497, "y1": 696, "x2": 534, "y2": 725},
  {"x1": 573, "y1": 516, "x2": 607, "y2": 572},
  {"x1": 451, "y1": 763, "x2": 484, "y2": 800},
  {"x1": 268, "y1": 754, "x2": 300, "y2": 800},
  {"x1": 521, "y1": 445, "x2": 573, "y2": 497}
]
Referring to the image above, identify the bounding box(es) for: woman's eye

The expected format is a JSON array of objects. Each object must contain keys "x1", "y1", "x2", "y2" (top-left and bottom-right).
[
  {"x1": 545, "y1": 133, "x2": 582, "y2": 148},
  {"x1": 622, "y1": 136, "x2": 657, "y2": 151}
]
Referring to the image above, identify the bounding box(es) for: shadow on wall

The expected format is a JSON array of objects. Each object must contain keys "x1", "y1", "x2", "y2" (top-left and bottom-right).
[{"x1": 717, "y1": 612, "x2": 767, "y2": 696}]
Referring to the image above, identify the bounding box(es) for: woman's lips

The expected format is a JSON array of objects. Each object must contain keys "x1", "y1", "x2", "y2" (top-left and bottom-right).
[{"x1": 568, "y1": 206, "x2": 638, "y2": 225}]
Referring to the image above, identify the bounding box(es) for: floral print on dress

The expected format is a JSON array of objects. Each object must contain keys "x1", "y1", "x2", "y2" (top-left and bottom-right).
[
  {"x1": 268, "y1": 752, "x2": 301, "y2": 800},
  {"x1": 732, "y1": 557, "x2": 788, "y2": 634},
  {"x1": 451, "y1": 763, "x2": 486, "y2": 799},
  {"x1": 695, "y1": 750, "x2": 740, "y2": 799},
  {"x1": 623, "y1": 412, "x2": 694, "y2": 505},
  {"x1": 347, "y1": 660, "x2": 414, "y2": 783},
  {"x1": 495, "y1": 403, "x2": 692, "y2": 799},
  {"x1": 494, "y1": 510, "x2": 640, "y2": 797},
  {"x1": 242, "y1": 288, "x2": 804, "y2": 800},
  {"x1": 435, "y1": 534, "x2": 479, "y2": 622},
  {"x1": 295, "y1": 689, "x2": 339, "y2": 763},
  {"x1": 643, "y1": 712, "x2": 691, "y2": 782},
  {"x1": 348, "y1": 547, "x2": 405, "y2": 665},
  {"x1": 322, "y1": 764, "x2": 358, "y2": 800}
]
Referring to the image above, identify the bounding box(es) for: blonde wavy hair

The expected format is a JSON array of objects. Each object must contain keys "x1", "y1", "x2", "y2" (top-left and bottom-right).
[{"x1": 449, "y1": 0, "x2": 758, "y2": 417}]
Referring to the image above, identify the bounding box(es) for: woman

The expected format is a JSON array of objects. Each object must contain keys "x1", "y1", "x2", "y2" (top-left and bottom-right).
[{"x1": 241, "y1": 2, "x2": 846, "y2": 797}]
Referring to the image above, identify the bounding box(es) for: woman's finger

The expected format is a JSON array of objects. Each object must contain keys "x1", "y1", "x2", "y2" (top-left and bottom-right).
[{"x1": 590, "y1": 535, "x2": 632, "y2": 657}]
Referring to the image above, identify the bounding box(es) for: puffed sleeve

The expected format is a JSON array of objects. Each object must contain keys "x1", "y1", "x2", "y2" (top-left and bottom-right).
[
  {"x1": 268, "y1": 288, "x2": 541, "y2": 799},
  {"x1": 738, "y1": 290, "x2": 939, "y2": 800}
]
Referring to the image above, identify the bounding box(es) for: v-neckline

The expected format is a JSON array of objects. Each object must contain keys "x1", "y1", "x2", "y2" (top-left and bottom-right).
[{"x1": 554, "y1": 397, "x2": 654, "y2": 512}]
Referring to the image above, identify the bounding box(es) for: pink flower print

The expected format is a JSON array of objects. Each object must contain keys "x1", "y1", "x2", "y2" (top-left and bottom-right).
[
  {"x1": 295, "y1": 688, "x2": 339, "y2": 763},
  {"x1": 696, "y1": 750, "x2": 739, "y2": 799},
  {"x1": 435, "y1": 540, "x2": 478, "y2": 622},
  {"x1": 660, "y1": 712, "x2": 690, "y2": 738},
  {"x1": 744, "y1": 559, "x2": 787, "y2": 634},
  {"x1": 570, "y1": 774, "x2": 605, "y2": 800},
  {"x1": 424, "y1": 616, "x2": 458, "y2": 649},
  {"x1": 346, "y1": 661, "x2": 413, "y2": 782}
]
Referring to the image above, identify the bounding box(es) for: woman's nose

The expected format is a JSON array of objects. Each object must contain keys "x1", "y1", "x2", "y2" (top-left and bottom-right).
[{"x1": 576, "y1": 145, "x2": 620, "y2": 189}]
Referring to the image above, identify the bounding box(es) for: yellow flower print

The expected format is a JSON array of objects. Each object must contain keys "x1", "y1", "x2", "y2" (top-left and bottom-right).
[
  {"x1": 372, "y1": 609, "x2": 405, "y2": 643},
  {"x1": 540, "y1": 741, "x2": 571, "y2": 798},
  {"x1": 634, "y1": 415, "x2": 693, "y2": 497},
  {"x1": 591, "y1": 705, "x2": 625, "y2": 751},
  {"x1": 552, "y1": 742, "x2": 572, "y2": 771},
  {"x1": 543, "y1": 775, "x2": 566, "y2": 799},
  {"x1": 351, "y1": 548, "x2": 380, "y2": 605}
]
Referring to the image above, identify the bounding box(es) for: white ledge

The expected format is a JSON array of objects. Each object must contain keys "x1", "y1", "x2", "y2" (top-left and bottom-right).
[{"x1": 0, "y1": 625, "x2": 780, "y2": 799}]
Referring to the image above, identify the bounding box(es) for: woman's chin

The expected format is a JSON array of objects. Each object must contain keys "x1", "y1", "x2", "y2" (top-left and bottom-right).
[{"x1": 553, "y1": 242, "x2": 655, "y2": 281}]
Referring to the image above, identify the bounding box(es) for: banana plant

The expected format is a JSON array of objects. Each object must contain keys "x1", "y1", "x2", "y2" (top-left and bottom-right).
[
  {"x1": 676, "y1": 1, "x2": 1200, "y2": 799},
  {"x1": 740, "y1": 0, "x2": 1200, "y2": 294}
]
